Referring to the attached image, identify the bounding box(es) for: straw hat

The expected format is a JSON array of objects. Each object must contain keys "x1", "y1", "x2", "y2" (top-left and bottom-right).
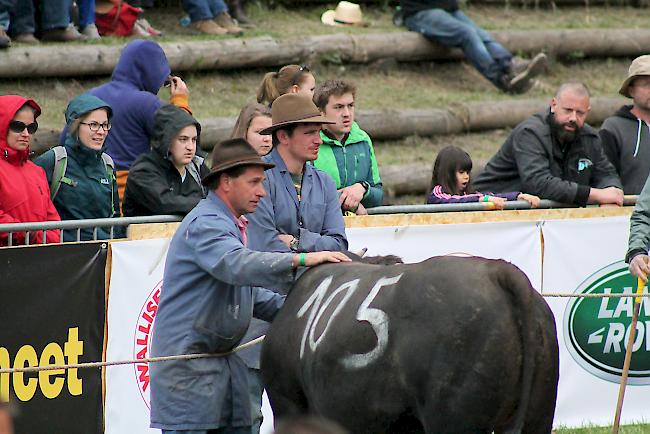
[
  {"x1": 619, "y1": 55, "x2": 650, "y2": 98},
  {"x1": 259, "y1": 94, "x2": 334, "y2": 135},
  {"x1": 201, "y1": 138, "x2": 275, "y2": 186},
  {"x1": 321, "y1": 1, "x2": 368, "y2": 27}
]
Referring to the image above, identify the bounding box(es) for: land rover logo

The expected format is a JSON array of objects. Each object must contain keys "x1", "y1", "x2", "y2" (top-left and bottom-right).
[{"x1": 564, "y1": 261, "x2": 650, "y2": 385}]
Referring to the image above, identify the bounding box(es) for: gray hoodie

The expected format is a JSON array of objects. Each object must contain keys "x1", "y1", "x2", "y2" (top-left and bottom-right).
[{"x1": 600, "y1": 105, "x2": 650, "y2": 195}]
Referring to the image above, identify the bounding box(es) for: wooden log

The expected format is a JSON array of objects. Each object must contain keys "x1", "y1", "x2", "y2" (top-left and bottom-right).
[
  {"x1": 1, "y1": 28, "x2": 649, "y2": 78},
  {"x1": 30, "y1": 96, "x2": 626, "y2": 155}
]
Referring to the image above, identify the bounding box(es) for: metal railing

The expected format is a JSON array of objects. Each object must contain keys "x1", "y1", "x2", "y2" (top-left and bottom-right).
[
  {"x1": 0, "y1": 195, "x2": 640, "y2": 246},
  {"x1": 0, "y1": 215, "x2": 182, "y2": 246},
  {"x1": 368, "y1": 195, "x2": 639, "y2": 215}
]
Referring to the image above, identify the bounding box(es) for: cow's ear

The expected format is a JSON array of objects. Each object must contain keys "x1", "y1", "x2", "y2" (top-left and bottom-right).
[{"x1": 353, "y1": 247, "x2": 368, "y2": 258}]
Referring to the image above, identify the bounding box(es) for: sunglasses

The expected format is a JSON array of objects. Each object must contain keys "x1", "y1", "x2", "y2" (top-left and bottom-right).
[
  {"x1": 290, "y1": 65, "x2": 311, "y2": 85},
  {"x1": 9, "y1": 120, "x2": 38, "y2": 134}
]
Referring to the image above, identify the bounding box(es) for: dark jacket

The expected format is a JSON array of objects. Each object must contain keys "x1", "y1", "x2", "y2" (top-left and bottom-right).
[
  {"x1": 0, "y1": 95, "x2": 60, "y2": 246},
  {"x1": 89, "y1": 40, "x2": 171, "y2": 170},
  {"x1": 35, "y1": 94, "x2": 120, "y2": 242},
  {"x1": 599, "y1": 105, "x2": 650, "y2": 195},
  {"x1": 122, "y1": 105, "x2": 208, "y2": 217},
  {"x1": 401, "y1": 0, "x2": 459, "y2": 17},
  {"x1": 473, "y1": 111, "x2": 621, "y2": 206}
]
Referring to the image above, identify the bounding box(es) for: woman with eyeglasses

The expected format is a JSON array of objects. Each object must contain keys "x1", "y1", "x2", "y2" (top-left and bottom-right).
[
  {"x1": 0, "y1": 95, "x2": 61, "y2": 246},
  {"x1": 35, "y1": 94, "x2": 120, "y2": 242},
  {"x1": 256, "y1": 64, "x2": 316, "y2": 107},
  {"x1": 121, "y1": 104, "x2": 209, "y2": 217}
]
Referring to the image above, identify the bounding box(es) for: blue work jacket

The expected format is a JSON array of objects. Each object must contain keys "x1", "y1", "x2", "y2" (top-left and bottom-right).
[
  {"x1": 246, "y1": 148, "x2": 348, "y2": 254},
  {"x1": 150, "y1": 191, "x2": 293, "y2": 430},
  {"x1": 241, "y1": 149, "x2": 348, "y2": 370}
]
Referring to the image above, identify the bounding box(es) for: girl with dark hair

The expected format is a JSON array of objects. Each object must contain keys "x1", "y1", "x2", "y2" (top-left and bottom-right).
[
  {"x1": 256, "y1": 64, "x2": 316, "y2": 106},
  {"x1": 426, "y1": 145, "x2": 540, "y2": 209}
]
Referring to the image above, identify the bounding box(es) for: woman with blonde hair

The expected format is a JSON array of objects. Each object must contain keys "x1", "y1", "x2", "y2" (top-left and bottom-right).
[
  {"x1": 256, "y1": 64, "x2": 316, "y2": 106},
  {"x1": 230, "y1": 102, "x2": 272, "y2": 156}
]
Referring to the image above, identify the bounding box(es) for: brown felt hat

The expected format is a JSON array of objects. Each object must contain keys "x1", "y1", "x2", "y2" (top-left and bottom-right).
[
  {"x1": 619, "y1": 55, "x2": 650, "y2": 98},
  {"x1": 259, "y1": 93, "x2": 334, "y2": 135},
  {"x1": 201, "y1": 138, "x2": 275, "y2": 186}
]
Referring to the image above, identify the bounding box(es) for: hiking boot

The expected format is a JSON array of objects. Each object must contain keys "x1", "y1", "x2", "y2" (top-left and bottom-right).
[
  {"x1": 506, "y1": 53, "x2": 548, "y2": 94},
  {"x1": 228, "y1": 0, "x2": 254, "y2": 27},
  {"x1": 214, "y1": 11, "x2": 244, "y2": 35},
  {"x1": 192, "y1": 19, "x2": 228, "y2": 35},
  {"x1": 0, "y1": 27, "x2": 10, "y2": 48},
  {"x1": 41, "y1": 24, "x2": 88, "y2": 42},
  {"x1": 13, "y1": 32, "x2": 39, "y2": 44},
  {"x1": 80, "y1": 23, "x2": 101, "y2": 39}
]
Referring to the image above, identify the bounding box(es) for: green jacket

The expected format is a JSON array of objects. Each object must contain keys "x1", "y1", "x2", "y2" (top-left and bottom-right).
[
  {"x1": 313, "y1": 122, "x2": 383, "y2": 208},
  {"x1": 627, "y1": 175, "x2": 650, "y2": 262}
]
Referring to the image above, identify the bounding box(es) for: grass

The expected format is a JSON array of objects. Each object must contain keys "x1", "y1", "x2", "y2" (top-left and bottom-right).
[{"x1": 555, "y1": 423, "x2": 650, "y2": 433}]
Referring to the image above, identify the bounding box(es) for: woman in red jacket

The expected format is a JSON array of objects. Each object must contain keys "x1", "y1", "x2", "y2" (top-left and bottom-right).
[{"x1": 0, "y1": 95, "x2": 60, "y2": 245}]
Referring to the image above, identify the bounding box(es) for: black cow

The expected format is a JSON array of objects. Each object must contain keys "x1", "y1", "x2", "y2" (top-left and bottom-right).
[{"x1": 261, "y1": 256, "x2": 559, "y2": 434}]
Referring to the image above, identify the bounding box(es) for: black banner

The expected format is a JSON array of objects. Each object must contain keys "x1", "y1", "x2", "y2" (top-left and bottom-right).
[{"x1": 0, "y1": 243, "x2": 106, "y2": 434}]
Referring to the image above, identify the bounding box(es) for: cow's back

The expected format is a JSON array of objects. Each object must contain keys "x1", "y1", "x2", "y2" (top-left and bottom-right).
[{"x1": 261, "y1": 256, "x2": 558, "y2": 434}]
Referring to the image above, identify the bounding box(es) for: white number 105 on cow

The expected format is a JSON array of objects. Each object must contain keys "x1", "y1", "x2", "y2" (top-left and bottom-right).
[{"x1": 296, "y1": 274, "x2": 403, "y2": 369}]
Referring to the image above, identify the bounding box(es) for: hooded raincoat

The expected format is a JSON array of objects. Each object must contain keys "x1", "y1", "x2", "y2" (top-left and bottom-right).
[
  {"x1": 600, "y1": 105, "x2": 650, "y2": 195},
  {"x1": 35, "y1": 94, "x2": 120, "y2": 242},
  {"x1": 88, "y1": 40, "x2": 179, "y2": 171},
  {"x1": 122, "y1": 104, "x2": 209, "y2": 217},
  {"x1": 0, "y1": 95, "x2": 60, "y2": 246}
]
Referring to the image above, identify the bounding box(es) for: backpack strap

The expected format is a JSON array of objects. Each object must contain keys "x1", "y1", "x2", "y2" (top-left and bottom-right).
[
  {"x1": 100, "y1": 152, "x2": 117, "y2": 217},
  {"x1": 50, "y1": 146, "x2": 68, "y2": 200}
]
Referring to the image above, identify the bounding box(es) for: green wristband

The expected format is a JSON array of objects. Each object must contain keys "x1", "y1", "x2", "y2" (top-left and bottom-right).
[
  {"x1": 299, "y1": 253, "x2": 306, "y2": 267},
  {"x1": 483, "y1": 195, "x2": 490, "y2": 202}
]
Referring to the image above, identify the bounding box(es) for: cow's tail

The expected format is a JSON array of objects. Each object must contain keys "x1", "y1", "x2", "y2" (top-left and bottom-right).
[{"x1": 497, "y1": 262, "x2": 537, "y2": 434}]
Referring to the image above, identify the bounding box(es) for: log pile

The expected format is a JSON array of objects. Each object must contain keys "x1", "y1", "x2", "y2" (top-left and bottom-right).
[
  {"x1": 31, "y1": 97, "x2": 626, "y2": 198},
  {"x1": 1, "y1": 29, "x2": 648, "y2": 78}
]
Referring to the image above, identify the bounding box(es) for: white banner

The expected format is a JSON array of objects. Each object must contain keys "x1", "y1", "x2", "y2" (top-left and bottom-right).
[
  {"x1": 105, "y1": 238, "x2": 170, "y2": 434},
  {"x1": 542, "y1": 216, "x2": 650, "y2": 427},
  {"x1": 105, "y1": 218, "x2": 650, "y2": 432},
  {"x1": 347, "y1": 220, "x2": 542, "y2": 288}
]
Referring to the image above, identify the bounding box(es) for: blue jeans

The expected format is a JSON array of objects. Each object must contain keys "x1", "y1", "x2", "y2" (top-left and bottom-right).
[
  {"x1": 77, "y1": 0, "x2": 95, "y2": 28},
  {"x1": 10, "y1": 0, "x2": 70, "y2": 34},
  {"x1": 0, "y1": 0, "x2": 13, "y2": 31},
  {"x1": 405, "y1": 8, "x2": 512, "y2": 88},
  {"x1": 182, "y1": 0, "x2": 228, "y2": 22}
]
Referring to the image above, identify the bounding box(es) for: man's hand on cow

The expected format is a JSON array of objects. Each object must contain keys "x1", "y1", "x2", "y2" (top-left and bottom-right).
[
  {"x1": 294, "y1": 251, "x2": 352, "y2": 268},
  {"x1": 589, "y1": 187, "x2": 624, "y2": 206},
  {"x1": 278, "y1": 234, "x2": 294, "y2": 247},
  {"x1": 338, "y1": 184, "x2": 366, "y2": 211},
  {"x1": 517, "y1": 193, "x2": 541, "y2": 208},
  {"x1": 629, "y1": 254, "x2": 650, "y2": 282}
]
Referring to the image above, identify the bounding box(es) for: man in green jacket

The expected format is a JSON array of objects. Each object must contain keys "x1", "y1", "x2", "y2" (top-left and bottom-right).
[
  {"x1": 628, "y1": 179, "x2": 650, "y2": 280},
  {"x1": 313, "y1": 80, "x2": 383, "y2": 215}
]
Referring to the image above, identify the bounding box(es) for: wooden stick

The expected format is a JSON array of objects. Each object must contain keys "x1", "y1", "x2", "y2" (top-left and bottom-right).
[{"x1": 612, "y1": 277, "x2": 645, "y2": 434}]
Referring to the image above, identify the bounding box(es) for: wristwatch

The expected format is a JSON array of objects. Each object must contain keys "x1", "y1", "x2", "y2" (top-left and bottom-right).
[{"x1": 290, "y1": 236, "x2": 300, "y2": 252}]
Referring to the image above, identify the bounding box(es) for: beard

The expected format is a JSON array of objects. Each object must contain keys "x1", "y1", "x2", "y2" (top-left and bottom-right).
[{"x1": 550, "y1": 113, "x2": 580, "y2": 144}]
